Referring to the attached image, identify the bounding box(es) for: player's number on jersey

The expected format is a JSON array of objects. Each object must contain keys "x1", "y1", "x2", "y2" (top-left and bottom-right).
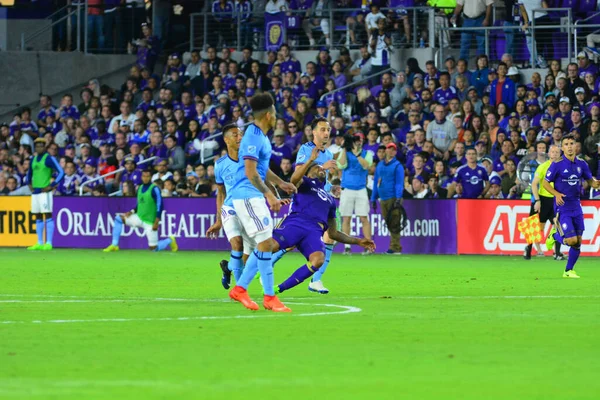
[{"x1": 317, "y1": 188, "x2": 330, "y2": 202}]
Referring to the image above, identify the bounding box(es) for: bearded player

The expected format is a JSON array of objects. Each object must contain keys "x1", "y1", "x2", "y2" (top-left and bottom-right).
[
  {"x1": 103, "y1": 169, "x2": 177, "y2": 252},
  {"x1": 543, "y1": 135, "x2": 600, "y2": 278},
  {"x1": 272, "y1": 146, "x2": 375, "y2": 294},
  {"x1": 270, "y1": 117, "x2": 339, "y2": 294}
]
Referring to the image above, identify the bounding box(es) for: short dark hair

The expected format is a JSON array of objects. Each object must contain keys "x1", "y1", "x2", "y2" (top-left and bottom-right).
[
  {"x1": 222, "y1": 123, "x2": 238, "y2": 136},
  {"x1": 561, "y1": 134, "x2": 576, "y2": 143},
  {"x1": 249, "y1": 93, "x2": 275, "y2": 115},
  {"x1": 310, "y1": 117, "x2": 329, "y2": 131},
  {"x1": 439, "y1": 72, "x2": 450, "y2": 79}
]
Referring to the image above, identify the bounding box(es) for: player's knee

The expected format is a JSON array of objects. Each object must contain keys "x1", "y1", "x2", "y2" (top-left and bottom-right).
[
  {"x1": 310, "y1": 255, "x2": 325, "y2": 269},
  {"x1": 230, "y1": 236, "x2": 243, "y2": 252},
  {"x1": 564, "y1": 237, "x2": 579, "y2": 247}
]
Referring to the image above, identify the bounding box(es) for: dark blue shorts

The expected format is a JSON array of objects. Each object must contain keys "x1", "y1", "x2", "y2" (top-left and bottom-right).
[
  {"x1": 273, "y1": 216, "x2": 325, "y2": 260},
  {"x1": 557, "y1": 212, "x2": 585, "y2": 239}
]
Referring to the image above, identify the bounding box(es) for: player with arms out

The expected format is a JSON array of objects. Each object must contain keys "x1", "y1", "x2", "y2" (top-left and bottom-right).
[
  {"x1": 543, "y1": 135, "x2": 600, "y2": 278},
  {"x1": 103, "y1": 169, "x2": 178, "y2": 252},
  {"x1": 27, "y1": 138, "x2": 64, "y2": 251},
  {"x1": 206, "y1": 124, "x2": 253, "y2": 289},
  {"x1": 228, "y1": 93, "x2": 297, "y2": 312},
  {"x1": 527, "y1": 144, "x2": 564, "y2": 260},
  {"x1": 274, "y1": 147, "x2": 375, "y2": 294},
  {"x1": 270, "y1": 117, "x2": 339, "y2": 294}
]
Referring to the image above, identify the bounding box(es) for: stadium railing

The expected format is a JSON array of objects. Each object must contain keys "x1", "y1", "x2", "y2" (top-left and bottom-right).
[
  {"x1": 574, "y1": 11, "x2": 600, "y2": 55},
  {"x1": 21, "y1": 4, "x2": 80, "y2": 51},
  {"x1": 79, "y1": 156, "x2": 157, "y2": 197},
  {"x1": 189, "y1": 7, "x2": 437, "y2": 52},
  {"x1": 318, "y1": 66, "x2": 396, "y2": 101},
  {"x1": 437, "y1": 8, "x2": 573, "y2": 67}
]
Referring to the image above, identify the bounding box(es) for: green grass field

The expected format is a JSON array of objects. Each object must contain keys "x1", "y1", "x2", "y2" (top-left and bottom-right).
[{"x1": 1, "y1": 249, "x2": 599, "y2": 400}]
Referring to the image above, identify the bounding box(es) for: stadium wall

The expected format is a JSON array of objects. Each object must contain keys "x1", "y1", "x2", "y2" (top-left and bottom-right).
[{"x1": 4, "y1": 197, "x2": 597, "y2": 255}]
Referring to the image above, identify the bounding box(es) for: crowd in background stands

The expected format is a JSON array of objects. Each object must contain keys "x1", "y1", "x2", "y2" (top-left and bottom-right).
[{"x1": 4, "y1": 15, "x2": 600, "y2": 200}]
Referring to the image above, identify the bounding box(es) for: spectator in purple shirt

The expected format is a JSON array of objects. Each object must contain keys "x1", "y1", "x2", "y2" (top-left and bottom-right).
[
  {"x1": 37, "y1": 95, "x2": 57, "y2": 128},
  {"x1": 331, "y1": 61, "x2": 348, "y2": 92},
  {"x1": 433, "y1": 72, "x2": 458, "y2": 106},
  {"x1": 56, "y1": 94, "x2": 80, "y2": 122},
  {"x1": 271, "y1": 130, "x2": 293, "y2": 171},
  {"x1": 577, "y1": 51, "x2": 598, "y2": 80},
  {"x1": 146, "y1": 131, "x2": 168, "y2": 159},
  {"x1": 55, "y1": 160, "x2": 79, "y2": 196},
  {"x1": 370, "y1": 72, "x2": 395, "y2": 98}
]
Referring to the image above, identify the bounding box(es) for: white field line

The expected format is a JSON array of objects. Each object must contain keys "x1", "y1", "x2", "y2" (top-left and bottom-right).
[{"x1": 0, "y1": 302, "x2": 361, "y2": 325}]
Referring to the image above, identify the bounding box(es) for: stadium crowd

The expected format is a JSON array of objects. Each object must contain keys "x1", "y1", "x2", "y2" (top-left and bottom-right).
[{"x1": 3, "y1": 11, "x2": 600, "y2": 201}]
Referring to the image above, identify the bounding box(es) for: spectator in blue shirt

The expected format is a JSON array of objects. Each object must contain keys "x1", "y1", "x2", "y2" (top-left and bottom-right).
[{"x1": 371, "y1": 142, "x2": 404, "y2": 254}]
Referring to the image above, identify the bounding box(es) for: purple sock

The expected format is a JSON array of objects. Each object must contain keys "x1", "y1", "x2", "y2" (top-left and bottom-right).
[
  {"x1": 565, "y1": 246, "x2": 580, "y2": 271},
  {"x1": 553, "y1": 231, "x2": 564, "y2": 245},
  {"x1": 278, "y1": 264, "x2": 315, "y2": 293}
]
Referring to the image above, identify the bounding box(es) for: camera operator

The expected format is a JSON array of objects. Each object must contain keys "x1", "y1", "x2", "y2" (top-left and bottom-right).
[{"x1": 338, "y1": 133, "x2": 374, "y2": 255}]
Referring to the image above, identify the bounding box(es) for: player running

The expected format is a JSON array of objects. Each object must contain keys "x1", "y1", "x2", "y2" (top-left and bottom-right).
[
  {"x1": 206, "y1": 124, "x2": 254, "y2": 289},
  {"x1": 103, "y1": 169, "x2": 178, "y2": 252},
  {"x1": 227, "y1": 93, "x2": 297, "y2": 312},
  {"x1": 27, "y1": 138, "x2": 64, "y2": 251},
  {"x1": 270, "y1": 117, "x2": 338, "y2": 294},
  {"x1": 527, "y1": 144, "x2": 563, "y2": 261},
  {"x1": 543, "y1": 135, "x2": 600, "y2": 278},
  {"x1": 274, "y1": 147, "x2": 375, "y2": 294}
]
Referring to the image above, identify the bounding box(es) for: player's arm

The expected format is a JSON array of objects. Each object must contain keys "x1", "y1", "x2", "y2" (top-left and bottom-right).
[
  {"x1": 45, "y1": 155, "x2": 65, "y2": 192},
  {"x1": 151, "y1": 186, "x2": 162, "y2": 231},
  {"x1": 581, "y1": 162, "x2": 600, "y2": 189},
  {"x1": 291, "y1": 146, "x2": 320, "y2": 186},
  {"x1": 267, "y1": 168, "x2": 297, "y2": 194},
  {"x1": 479, "y1": 181, "x2": 490, "y2": 198},
  {"x1": 531, "y1": 174, "x2": 542, "y2": 212},
  {"x1": 26, "y1": 159, "x2": 33, "y2": 191},
  {"x1": 245, "y1": 159, "x2": 280, "y2": 210},
  {"x1": 395, "y1": 165, "x2": 405, "y2": 201},
  {"x1": 206, "y1": 183, "x2": 225, "y2": 238},
  {"x1": 327, "y1": 217, "x2": 375, "y2": 251}
]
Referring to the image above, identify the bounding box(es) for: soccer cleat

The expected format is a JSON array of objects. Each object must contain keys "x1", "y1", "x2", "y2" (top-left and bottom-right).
[
  {"x1": 274, "y1": 285, "x2": 282, "y2": 294},
  {"x1": 362, "y1": 249, "x2": 373, "y2": 256},
  {"x1": 554, "y1": 253, "x2": 565, "y2": 261},
  {"x1": 386, "y1": 249, "x2": 402, "y2": 255},
  {"x1": 308, "y1": 280, "x2": 329, "y2": 294},
  {"x1": 523, "y1": 244, "x2": 532, "y2": 260},
  {"x1": 229, "y1": 286, "x2": 259, "y2": 311},
  {"x1": 170, "y1": 236, "x2": 178, "y2": 252},
  {"x1": 220, "y1": 260, "x2": 231, "y2": 290},
  {"x1": 343, "y1": 247, "x2": 351, "y2": 256},
  {"x1": 27, "y1": 243, "x2": 43, "y2": 251},
  {"x1": 102, "y1": 244, "x2": 119, "y2": 252},
  {"x1": 545, "y1": 227, "x2": 557, "y2": 252},
  {"x1": 563, "y1": 270, "x2": 580, "y2": 279},
  {"x1": 263, "y1": 295, "x2": 291, "y2": 312},
  {"x1": 41, "y1": 243, "x2": 53, "y2": 251}
]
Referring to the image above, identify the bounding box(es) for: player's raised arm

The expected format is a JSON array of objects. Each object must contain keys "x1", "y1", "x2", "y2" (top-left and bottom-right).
[
  {"x1": 291, "y1": 146, "x2": 320, "y2": 187},
  {"x1": 267, "y1": 169, "x2": 297, "y2": 195}
]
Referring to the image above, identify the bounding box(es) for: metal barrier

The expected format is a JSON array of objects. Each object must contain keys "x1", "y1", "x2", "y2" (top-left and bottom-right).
[
  {"x1": 21, "y1": 4, "x2": 80, "y2": 51},
  {"x1": 437, "y1": 8, "x2": 572, "y2": 66},
  {"x1": 189, "y1": 7, "x2": 437, "y2": 52},
  {"x1": 574, "y1": 11, "x2": 600, "y2": 56},
  {"x1": 79, "y1": 156, "x2": 157, "y2": 196},
  {"x1": 319, "y1": 66, "x2": 395, "y2": 101}
]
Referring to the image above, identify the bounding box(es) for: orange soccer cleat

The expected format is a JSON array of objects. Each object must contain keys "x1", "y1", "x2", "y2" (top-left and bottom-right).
[
  {"x1": 229, "y1": 286, "x2": 259, "y2": 311},
  {"x1": 263, "y1": 295, "x2": 292, "y2": 313}
]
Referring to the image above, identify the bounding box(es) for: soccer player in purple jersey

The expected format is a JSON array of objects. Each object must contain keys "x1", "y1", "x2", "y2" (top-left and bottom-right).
[
  {"x1": 543, "y1": 134, "x2": 600, "y2": 278},
  {"x1": 268, "y1": 147, "x2": 375, "y2": 294}
]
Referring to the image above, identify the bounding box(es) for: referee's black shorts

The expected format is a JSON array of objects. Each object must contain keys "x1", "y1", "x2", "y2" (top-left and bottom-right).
[{"x1": 530, "y1": 196, "x2": 555, "y2": 223}]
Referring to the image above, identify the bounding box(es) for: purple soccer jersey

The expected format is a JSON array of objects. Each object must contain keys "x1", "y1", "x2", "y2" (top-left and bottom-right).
[
  {"x1": 545, "y1": 157, "x2": 592, "y2": 238},
  {"x1": 273, "y1": 176, "x2": 337, "y2": 259}
]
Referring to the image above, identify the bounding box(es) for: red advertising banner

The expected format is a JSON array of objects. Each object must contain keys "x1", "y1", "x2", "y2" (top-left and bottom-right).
[{"x1": 458, "y1": 200, "x2": 600, "y2": 255}]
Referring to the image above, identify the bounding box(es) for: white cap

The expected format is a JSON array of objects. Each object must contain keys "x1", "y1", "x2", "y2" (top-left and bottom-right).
[
  {"x1": 559, "y1": 97, "x2": 570, "y2": 104},
  {"x1": 507, "y1": 66, "x2": 519, "y2": 76},
  {"x1": 575, "y1": 87, "x2": 585, "y2": 95}
]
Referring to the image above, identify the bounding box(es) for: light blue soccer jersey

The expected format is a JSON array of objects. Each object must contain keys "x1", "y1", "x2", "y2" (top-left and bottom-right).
[
  {"x1": 230, "y1": 123, "x2": 272, "y2": 200},
  {"x1": 296, "y1": 141, "x2": 333, "y2": 190},
  {"x1": 214, "y1": 155, "x2": 239, "y2": 207}
]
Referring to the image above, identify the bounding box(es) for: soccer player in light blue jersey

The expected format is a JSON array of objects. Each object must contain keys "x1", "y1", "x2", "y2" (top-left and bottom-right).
[
  {"x1": 543, "y1": 134, "x2": 600, "y2": 278},
  {"x1": 206, "y1": 124, "x2": 252, "y2": 289},
  {"x1": 228, "y1": 93, "x2": 297, "y2": 312},
  {"x1": 271, "y1": 117, "x2": 339, "y2": 294}
]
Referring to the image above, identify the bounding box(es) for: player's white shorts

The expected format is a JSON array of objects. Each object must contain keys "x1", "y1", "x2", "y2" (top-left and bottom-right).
[
  {"x1": 221, "y1": 205, "x2": 255, "y2": 255},
  {"x1": 124, "y1": 213, "x2": 158, "y2": 247},
  {"x1": 232, "y1": 197, "x2": 273, "y2": 243},
  {"x1": 31, "y1": 192, "x2": 53, "y2": 214},
  {"x1": 339, "y1": 188, "x2": 369, "y2": 217}
]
